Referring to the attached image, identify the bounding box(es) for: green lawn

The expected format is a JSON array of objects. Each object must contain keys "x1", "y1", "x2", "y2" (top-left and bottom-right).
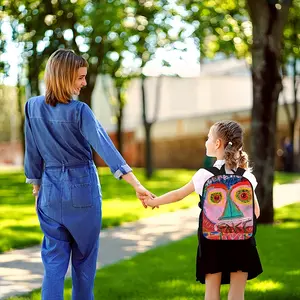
[
  {"x1": 0, "y1": 168, "x2": 299, "y2": 253},
  {"x1": 274, "y1": 171, "x2": 300, "y2": 185},
  {"x1": 7, "y1": 203, "x2": 300, "y2": 300},
  {"x1": 0, "y1": 168, "x2": 197, "y2": 253}
]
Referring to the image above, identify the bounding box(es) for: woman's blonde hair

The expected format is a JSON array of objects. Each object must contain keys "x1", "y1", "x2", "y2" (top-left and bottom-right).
[
  {"x1": 212, "y1": 120, "x2": 250, "y2": 170},
  {"x1": 45, "y1": 49, "x2": 88, "y2": 106}
]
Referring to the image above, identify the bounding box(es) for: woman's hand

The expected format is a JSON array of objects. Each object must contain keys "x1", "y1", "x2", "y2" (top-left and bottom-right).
[
  {"x1": 120, "y1": 172, "x2": 158, "y2": 209},
  {"x1": 32, "y1": 185, "x2": 40, "y2": 212},
  {"x1": 135, "y1": 185, "x2": 158, "y2": 209},
  {"x1": 35, "y1": 196, "x2": 38, "y2": 212}
]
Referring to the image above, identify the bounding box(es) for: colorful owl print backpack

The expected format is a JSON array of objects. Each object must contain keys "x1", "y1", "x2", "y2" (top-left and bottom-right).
[{"x1": 200, "y1": 165, "x2": 255, "y2": 241}]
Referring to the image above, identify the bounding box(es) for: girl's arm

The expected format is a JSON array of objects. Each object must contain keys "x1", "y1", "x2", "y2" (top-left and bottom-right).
[
  {"x1": 254, "y1": 193, "x2": 260, "y2": 219},
  {"x1": 145, "y1": 181, "x2": 195, "y2": 207}
]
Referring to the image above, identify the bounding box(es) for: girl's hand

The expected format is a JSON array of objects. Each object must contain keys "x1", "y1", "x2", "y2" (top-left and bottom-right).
[
  {"x1": 144, "y1": 196, "x2": 159, "y2": 208},
  {"x1": 135, "y1": 185, "x2": 156, "y2": 208}
]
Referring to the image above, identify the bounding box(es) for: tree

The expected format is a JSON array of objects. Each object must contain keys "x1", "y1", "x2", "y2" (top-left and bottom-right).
[
  {"x1": 16, "y1": 64, "x2": 26, "y2": 164},
  {"x1": 181, "y1": 0, "x2": 252, "y2": 63},
  {"x1": 4, "y1": 0, "x2": 129, "y2": 107},
  {"x1": 100, "y1": 22, "x2": 138, "y2": 155},
  {"x1": 4, "y1": 0, "x2": 174, "y2": 163},
  {"x1": 0, "y1": 11, "x2": 10, "y2": 83},
  {"x1": 129, "y1": 0, "x2": 179, "y2": 178},
  {"x1": 180, "y1": 0, "x2": 293, "y2": 223},
  {"x1": 281, "y1": 0, "x2": 300, "y2": 171},
  {"x1": 100, "y1": 71, "x2": 131, "y2": 155},
  {"x1": 142, "y1": 75, "x2": 164, "y2": 178},
  {"x1": 247, "y1": 0, "x2": 292, "y2": 223}
]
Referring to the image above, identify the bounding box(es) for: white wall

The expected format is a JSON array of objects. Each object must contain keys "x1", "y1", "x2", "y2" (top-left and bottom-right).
[
  {"x1": 91, "y1": 75, "x2": 116, "y2": 133},
  {"x1": 91, "y1": 74, "x2": 297, "y2": 137}
]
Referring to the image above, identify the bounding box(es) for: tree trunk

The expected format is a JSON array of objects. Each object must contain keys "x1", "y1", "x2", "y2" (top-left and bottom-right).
[
  {"x1": 116, "y1": 87, "x2": 123, "y2": 155},
  {"x1": 79, "y1": 72, "x2": 98, "y2": 107},
  {"x1": 17, "y1": 79, "x2": 25, "y2": 165},
  {"x1": 247, "y1": 1, "x2": 291, "y2": 224},
  {"x1": 291, "y1": 57, "x2": 299, "y2": 171},
  {"x1": 141, "y1": 76, "x2": 153, "y2": 179},
  {"x1": 144, "y1": 122, "x2": 153, "y2": 179},
  {"x1": 27, "y1": 53, "x2": 41, "y2": 97}
]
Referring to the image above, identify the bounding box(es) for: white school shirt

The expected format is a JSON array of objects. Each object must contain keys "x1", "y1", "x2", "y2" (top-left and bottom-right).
[{"x1": 192, "y1": 160, "x2": 258, "y2": 196}]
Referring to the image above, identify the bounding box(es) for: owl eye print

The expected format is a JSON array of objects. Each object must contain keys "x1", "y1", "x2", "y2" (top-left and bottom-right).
[
  {"x1": 202, "y1": 176, "x2": 254, "y2": 240},
  {"x1": 210, "y1": 192, "x2": 222, "y2": 204},
  {"x1": 207, "y1": 183, "x2": 227, "y2": 207},
  {"x1": 231, "y1": 185, "x2": 252, "y2": 205}
]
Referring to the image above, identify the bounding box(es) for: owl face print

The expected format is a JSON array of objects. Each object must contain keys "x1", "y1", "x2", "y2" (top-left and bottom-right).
[{"x1": 202, "y1": 176, "x2": 254, "y2": 230}]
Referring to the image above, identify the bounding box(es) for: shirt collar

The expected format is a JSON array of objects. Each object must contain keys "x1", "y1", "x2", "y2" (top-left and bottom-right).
[{"x1": 213, "y1": 159, "x2": 225, "y2": 168}]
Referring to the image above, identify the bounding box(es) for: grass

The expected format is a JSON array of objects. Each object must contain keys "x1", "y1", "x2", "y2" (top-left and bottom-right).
[
  {"x1": 0, "y1": 168, "x2": 299, "y2": 253},
  {"x1": 0, "y1": 167, "x2": 197, "y2": 253},
  {"x1": 7, "y1": 203, "x2": 300, "y2": 300},
  {"x1": 274, "y1": 171, "x2": 300, "y2": 185}
]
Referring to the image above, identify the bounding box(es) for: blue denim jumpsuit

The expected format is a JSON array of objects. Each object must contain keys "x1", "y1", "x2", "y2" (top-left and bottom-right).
[{"x1": 24, "y1": 96, "x2": 132, "y2": 299}]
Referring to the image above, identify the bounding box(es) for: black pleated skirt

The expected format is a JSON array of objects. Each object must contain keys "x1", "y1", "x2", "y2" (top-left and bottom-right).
[{"x1": 196, "y1": 235, "x2": 263, "y2": 284}]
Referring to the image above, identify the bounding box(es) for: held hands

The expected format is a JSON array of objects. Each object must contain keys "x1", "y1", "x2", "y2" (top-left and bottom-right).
[
  {"x1": 144, "y1": 195, "x2": 159, "y2": 208},
  {"x1": 135, "y1": 185, "x2": 158, "y2": 209}
]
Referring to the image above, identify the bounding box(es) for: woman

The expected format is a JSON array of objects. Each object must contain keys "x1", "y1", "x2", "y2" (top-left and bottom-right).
[{"x1": 24, "y1": 49, "x2": 153, "y2": 299}]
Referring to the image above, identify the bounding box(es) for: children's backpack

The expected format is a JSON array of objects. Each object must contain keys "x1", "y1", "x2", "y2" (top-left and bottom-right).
[{"x1": 200, "y1": 165, "x2": 255, "y2": 241}]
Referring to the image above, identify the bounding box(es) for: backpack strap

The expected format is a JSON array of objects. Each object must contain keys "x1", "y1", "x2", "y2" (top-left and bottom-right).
[
  {"x1": 204, "y1": 167, "x2": 221, "y2": 176},
  {"x1": 235, "y1": 167, "x2": 246, "y2": 176},
  {"x1": 205, "y1": 165, "x2": 246, "y2": 176},
  {"x1": 220, "y1": 164, "x2": 246, "y2": 176},
  {"x1": 219, "y1": 164, "x2": 226, "y2": 174}
]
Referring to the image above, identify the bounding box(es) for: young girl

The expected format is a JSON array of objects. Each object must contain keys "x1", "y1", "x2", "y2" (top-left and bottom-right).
[
  {"x1": 145, "y1": 120, "x2": 263, "y2": 300},
  {"x1": 24, "y1": 49, "x2": 153, "y2": 299}
]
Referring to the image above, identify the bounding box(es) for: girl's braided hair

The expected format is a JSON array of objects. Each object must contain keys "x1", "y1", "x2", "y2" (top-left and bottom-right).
[{"x1": 213, "y1": 120, "x2": 249, "y2": 170}]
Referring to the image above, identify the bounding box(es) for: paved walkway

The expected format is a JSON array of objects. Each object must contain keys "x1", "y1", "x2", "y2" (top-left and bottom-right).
[{"x1": 0, "y1": 183, "x2": 299, "y2": 299}]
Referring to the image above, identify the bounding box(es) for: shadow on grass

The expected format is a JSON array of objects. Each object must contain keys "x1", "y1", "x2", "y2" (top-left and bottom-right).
[
  {"x1": 101, "y1": 213, "x2": 140, "y2": 228},
  {"x1": 66, "y1": 220, "x2": 300, "y2": 300},
  {"x1": 0, "y1": 225, "x2": 42, "y2": 253},
  {"x1": 8, "y1": 204, "x2": 300, "y2": 300},
  {"x1": 0, "y1": 168, "x2": 197, "y2": 253},
  {"x1": 72, "y1": 204, "x2": 300, "y2": 300},
  {"x1": 7, "y1": 225, "x2": 41, "y2": 233}
]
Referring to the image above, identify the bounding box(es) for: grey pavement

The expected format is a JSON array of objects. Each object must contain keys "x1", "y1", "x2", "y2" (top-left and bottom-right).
[{"x1": 0, "y1": 183, "x2": 299, "y2": 299}]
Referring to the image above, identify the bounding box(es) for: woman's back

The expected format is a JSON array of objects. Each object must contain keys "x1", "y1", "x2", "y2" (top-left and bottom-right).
[{"x1": 25, "y1": 95, "x2": 92, "y2": 166}]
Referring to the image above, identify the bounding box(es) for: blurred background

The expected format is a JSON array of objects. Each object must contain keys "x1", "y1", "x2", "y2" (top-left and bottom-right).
[
  {"x1": 1, "y1": 0, "x2": 299, "y2": 222},
  {"x1": 0, "y1": 1, "x2": 300, "y2": 299}
]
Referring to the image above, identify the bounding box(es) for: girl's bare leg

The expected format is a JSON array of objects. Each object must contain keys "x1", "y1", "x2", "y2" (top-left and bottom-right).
[
  {"x1": 228, "y1": 271, "x2": 248, "y2": 300},
  {"x1": 205, "y1": 272, "x2": 222, "y2": 300}
]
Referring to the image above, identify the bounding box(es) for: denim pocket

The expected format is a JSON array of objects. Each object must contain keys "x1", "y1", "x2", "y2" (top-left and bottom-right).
[
  {"x1": 40, "y1": 184, "x2": 52, "y2": 207},
  {"x1": 71, "y1": 183, "x2": 93, "y2": 208}
]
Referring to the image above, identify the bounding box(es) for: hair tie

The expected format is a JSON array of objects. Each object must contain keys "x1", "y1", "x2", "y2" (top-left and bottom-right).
[{"x1": 228, "y1": 142, "x2": 233, "y2": 146}]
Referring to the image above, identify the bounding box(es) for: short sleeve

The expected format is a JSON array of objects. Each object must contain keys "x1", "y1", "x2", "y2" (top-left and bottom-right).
[
  {"x1": 192, "y1": 168, "x2": 214, "y2": 196},
  {"x1": 243, "y1": 171, "x2": 258, "y2": 190}
]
